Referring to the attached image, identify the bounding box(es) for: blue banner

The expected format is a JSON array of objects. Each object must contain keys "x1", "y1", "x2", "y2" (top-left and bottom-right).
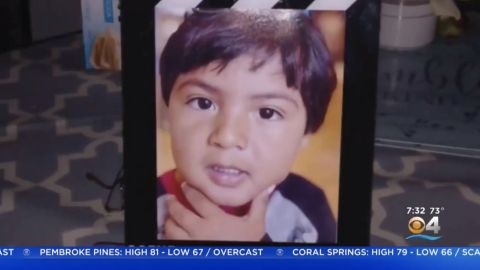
[
  {"x1": 103, "y1": 0, "x2": 114, "y2": 23},
  {"x1": 0, "y1": 247, "x2": 479, "y2": 269}
]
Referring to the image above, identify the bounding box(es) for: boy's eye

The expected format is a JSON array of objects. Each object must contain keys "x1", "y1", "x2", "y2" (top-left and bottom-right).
[
  {"x1": 258, "y1": 108, "x2": 282, "y2": 120},
  {"x1": 188, "y1": 97, "x2": 216, "y2": 111}
]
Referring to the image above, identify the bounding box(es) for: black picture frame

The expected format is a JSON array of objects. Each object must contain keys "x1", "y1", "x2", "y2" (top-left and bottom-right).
[{"x1": 121, "y1": 0, "x2": 380, "y2": 246}]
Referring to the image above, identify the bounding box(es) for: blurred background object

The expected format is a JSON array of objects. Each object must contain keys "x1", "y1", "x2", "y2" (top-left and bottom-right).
[
  {"x1": 29, "y1": 0, "x2": 82, "y2": 41},
  {"x1": 0, "y1": 0, "x2": 81, "y2": 54},
  {"x1": 380, "y1": 0, "x2": 437, "y2": 50},
  {"x1": 380, "y1": 0, "x2": 461, "y2": 50},
  {"x1": 81, "y1": 0, "x2": 121, "y2": 70},
  {"x1": 376, "y1": 0, "x2": 480, "y2": 157}
]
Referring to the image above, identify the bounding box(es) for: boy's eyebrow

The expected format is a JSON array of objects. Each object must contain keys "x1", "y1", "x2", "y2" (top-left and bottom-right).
[
  {"x1": 175, "y1": 79, "x2": 220, "y2": 94},
  {"x1": 251, "y1": 93, "x2": 299, "y2": 109}
]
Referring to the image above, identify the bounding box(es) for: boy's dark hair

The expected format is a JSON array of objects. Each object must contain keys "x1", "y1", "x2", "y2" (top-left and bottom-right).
[{"x1": 160, "y1": 9, "x2": 337, "y2": 133}]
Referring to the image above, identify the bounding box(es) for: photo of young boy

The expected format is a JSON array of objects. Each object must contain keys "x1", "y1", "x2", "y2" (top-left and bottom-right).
[{"x1": 155, "y1": 7, "x2": 344, "y2": 243}]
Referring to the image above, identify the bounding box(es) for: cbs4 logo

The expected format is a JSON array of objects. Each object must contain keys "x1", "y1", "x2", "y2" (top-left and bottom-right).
[{"x1": 408, "y1": 216, "x2": 441, "y2": 235}]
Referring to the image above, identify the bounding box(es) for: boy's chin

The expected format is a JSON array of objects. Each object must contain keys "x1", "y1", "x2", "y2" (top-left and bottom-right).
[{"x1": 209, "y1": 193, "x2": 252, "y2": 208}]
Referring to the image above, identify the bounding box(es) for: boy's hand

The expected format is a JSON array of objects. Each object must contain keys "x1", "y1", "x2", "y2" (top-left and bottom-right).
[{"x1": 164, "y1": 184, "x2": 273, "y2": 241}]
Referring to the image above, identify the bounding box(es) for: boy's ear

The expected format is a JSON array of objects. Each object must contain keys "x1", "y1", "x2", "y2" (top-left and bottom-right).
[{"x1": 300, "y1": 135, "x2": 311, "y2": 149}]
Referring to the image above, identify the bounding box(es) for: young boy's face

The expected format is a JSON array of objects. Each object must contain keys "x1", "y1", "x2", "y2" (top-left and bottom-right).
[{"x1": 167, "y1": 54, "x2": 309, "y2": 207}]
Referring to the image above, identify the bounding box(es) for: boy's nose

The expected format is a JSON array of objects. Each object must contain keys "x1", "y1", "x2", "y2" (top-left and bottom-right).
[{"x1": 208, "y1": 113, "x2": 249, "y2": 150}]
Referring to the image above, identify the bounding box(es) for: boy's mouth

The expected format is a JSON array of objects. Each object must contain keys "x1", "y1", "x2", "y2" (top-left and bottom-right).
[{"x1": 206, "y1": 164, "x2": 248, "y2": 188}]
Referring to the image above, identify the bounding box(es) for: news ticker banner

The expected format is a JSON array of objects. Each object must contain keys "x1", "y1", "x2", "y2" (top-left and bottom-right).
[
  {"x1": 1, "y1": 247, "x2": 480, "y2": 270},
  {"x1": 0, "y1": 246, "x2": 479, "y2": 259}
]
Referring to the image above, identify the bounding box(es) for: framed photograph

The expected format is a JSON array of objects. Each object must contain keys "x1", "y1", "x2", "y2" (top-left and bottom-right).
[{"x1": 122, "y1": 0, "x2": 380, "y2": 245}]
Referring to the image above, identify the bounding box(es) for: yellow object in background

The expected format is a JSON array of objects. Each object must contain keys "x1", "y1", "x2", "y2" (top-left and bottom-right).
[{"x1": 431, "y1": 0, "x2": 461, "y2": 19}]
